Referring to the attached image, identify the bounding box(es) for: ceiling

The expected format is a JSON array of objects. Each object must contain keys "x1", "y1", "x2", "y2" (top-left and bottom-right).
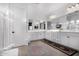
[{"x1": 0, "y1": 3, "x2": 74, "y2": 21}]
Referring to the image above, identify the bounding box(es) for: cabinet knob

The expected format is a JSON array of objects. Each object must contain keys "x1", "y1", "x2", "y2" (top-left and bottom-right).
[
  {"x1": 12, "y1": 31, "x2": 15, "y2": 34},
  {"x1": 67, "y1": 36, "x2": 70, "y2": 38}
]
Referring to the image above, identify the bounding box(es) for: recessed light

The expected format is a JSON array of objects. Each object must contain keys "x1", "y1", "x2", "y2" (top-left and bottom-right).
[{"x1": 49, "y1": 15, "x2": 56, "y2": 19}]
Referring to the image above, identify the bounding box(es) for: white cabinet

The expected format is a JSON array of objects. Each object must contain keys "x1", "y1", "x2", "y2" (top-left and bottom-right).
[
  {"x1": 46, "y1": 31, "x2": 79, "y2": 50},
  {"x1": 67, "y1": 33, "x2": 79, "y2": 50},
  {"x1": 29, "y1": 31, "x2": 45, "y2": 41},
  {"x1": 60, "y1": 32, "x2": 70, "y2": 47},
  {"x1": 60, "y1": 32, "x2": 79, "y2": 50},
  {"x1": 29, "y1": 31, "x2": 79, "y2": 50},
  {"x1": 45, "y1": 31, "x2": 51, "y2": 41},
  {"x1": 69, "y1": 36, "x2": 79, "y2": 50},
  {"x1": 45, "y1": 31, "x2": 62, "y2": 44},
  {"x1": 30, "y1": 32, "x2": 38, "y2": 41},
  {"x1": 39, "y1": 31, "x2": 45, "y2": 39},
  {"x1": 51, "y1": 32, "x2": 63, "y2": 44},
  {"x1": 51, "y1": 32, "x2": 57, "y2": 43}
]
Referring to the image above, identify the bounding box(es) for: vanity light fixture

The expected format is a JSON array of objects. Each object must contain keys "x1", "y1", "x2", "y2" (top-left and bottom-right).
[
  {"x1": 67, "y1": 3, "x2": 79, "y2": 13},
  {"x1": 75, "y1": 3, "x2": 79, "y2": 7},
  {"x1": 40, "y1": 20, "x2": 44, "y2": 23}
]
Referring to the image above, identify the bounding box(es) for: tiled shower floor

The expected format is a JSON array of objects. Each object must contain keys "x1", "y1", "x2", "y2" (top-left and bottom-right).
[{"x1": 1, "y1": 40, "x2": 69, "y2": 56}]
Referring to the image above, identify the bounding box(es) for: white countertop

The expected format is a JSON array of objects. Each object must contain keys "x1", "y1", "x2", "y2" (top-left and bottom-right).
[
  {"x1": 28, "y1": 30, "x2": 46, "y2": 32},
  {"x1": 27, "y1": 30, "x2": 79, "y2": 32}
]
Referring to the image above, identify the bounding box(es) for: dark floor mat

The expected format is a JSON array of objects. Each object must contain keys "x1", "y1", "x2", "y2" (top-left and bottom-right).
[{"x1": 41, "y1": 39, "x2": 78, "y2": 56}]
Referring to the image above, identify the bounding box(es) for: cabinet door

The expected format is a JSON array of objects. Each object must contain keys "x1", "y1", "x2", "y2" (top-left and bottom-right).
[
  {"x1": 35, "y1": 31, "x2": 45, "y2": 40},
  {"x1": 68, "y1": 33, "x2": 79, "y2": 50},
  {"x1": 36, "y1": 32, "x2": 41, "y2": 40},
  {"x1": 45, "y1": 32, "x2": 51, "y2": 40},
  {"x1": 30, "y1": 32, "x2": 41, "y2": 41},
  {"x1": 60, "y1": 32, "x2": 79, "y2": 50},
  {"x1": 51, "y1": 32, "x2": 57, "y2": 42},
  {"x1": 39, "y1": 31, "x2": 45, "y2": 39},
  {"x1": 69, "y1": 36, "x2": 79, "y2": 50},
  {"x1": 60, "y1": 32, "x2": 70, "y2": 47},
  {"x1": 30, "y1": 32, "x2": 37, "y2": 41},
  {"x1": 29, "y1": 32, "x2": 34, "y2": 41}
]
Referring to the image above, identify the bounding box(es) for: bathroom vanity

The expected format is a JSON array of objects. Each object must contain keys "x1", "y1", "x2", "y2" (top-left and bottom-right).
[{"x1": 27, "y1": 11, "x2": 79, "y2": 51}]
